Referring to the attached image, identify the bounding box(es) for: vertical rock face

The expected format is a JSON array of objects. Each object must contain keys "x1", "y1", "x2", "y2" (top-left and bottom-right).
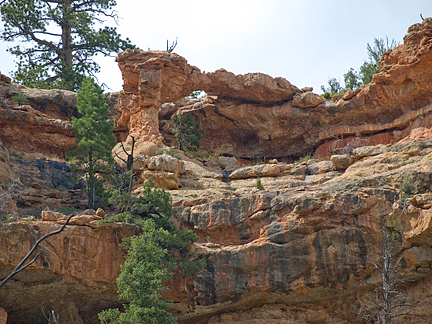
[
  {"x1": 0, "y1": 219, "x2": 140, "y2": 324},
  {"x1": 164, "y1": 138, "x2": 432, "y2": 323},
  {"x1": 0, "y1": 76, "x2": 76, "y2": 157}
]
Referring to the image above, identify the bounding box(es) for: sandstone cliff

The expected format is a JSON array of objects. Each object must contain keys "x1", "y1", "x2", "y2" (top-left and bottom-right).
[
  {"x1": 1, "y1": 129, "x2": 432, "y2": 323},
  {"x1": 0, "y1": 76, "x2": 76, "y2": 157},
  {"x1": 115, "y1": 18, "x2": 432, "y2": 160}
]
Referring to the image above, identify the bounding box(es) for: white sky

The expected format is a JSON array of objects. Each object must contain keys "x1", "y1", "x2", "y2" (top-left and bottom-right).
[{"x1": 0, "y1": 0, "x2": 430, "y2": 94}]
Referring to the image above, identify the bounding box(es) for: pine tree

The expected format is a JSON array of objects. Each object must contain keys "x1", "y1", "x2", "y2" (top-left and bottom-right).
[
  {"x1": 66, "y1": 77, "x2": 117, "y2": 209},
  {"x1": 171, "y1": 112, "x2": 203, "y2": 152},
  {"x1": 99, "y1": 181, "x2": 206, "y2": 324},
  {"x1": 0, "y1": 0, "x2": 134, "y2": 90}
]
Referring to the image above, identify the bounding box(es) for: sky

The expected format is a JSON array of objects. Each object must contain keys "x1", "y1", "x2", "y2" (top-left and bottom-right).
[{"x1": 0, "y1": 0, "x2": 430, "y2": 94}]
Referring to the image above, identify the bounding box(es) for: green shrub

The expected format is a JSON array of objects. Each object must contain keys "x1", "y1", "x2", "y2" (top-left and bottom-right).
[
  {"x1": 11, "y1": 93, "x2": 28, "y2": 105},
  {"x1": 295, "y1": 153, "x2": 312, "y2": 164},
  {"x1": 256, "y1": 178, "x2": 264, "y2": 190},
  {"x1": 171, "y1": 112, "x2": 204, "y2": 152},
  {"x1": 400, "y1": 178, "x2": 415, "y2": 195},
  {"x1": 10, "y1": 149, "x2": 25, "y2": 159}
]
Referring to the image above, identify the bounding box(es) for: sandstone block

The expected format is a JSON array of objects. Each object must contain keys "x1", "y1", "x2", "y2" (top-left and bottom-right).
[
  {"x1": 0, "y1": 307, "x2": 7, "y2": 324},
  {"x1": 68, "y1": 214, "x2": 102, "y2": 226},
  {"x1": 216, "y1": 156, "x2": 241, "y2": 171},
  {"x1": 301, "y1": 86, "x2": 313, "y2": 92},
  {"x1": 307, "y1": 160, "x2": 333, "y2": 174},
  {"x1": 146, "y1": 154, "x2": 185, "y2": 175},
  {"x1": 331, "y1": 154, "x2": 354, "y2": 170},
  {"x1": 140, "y1": 170, "x2": 180, "y2": 189},
  {"x1": 184, "y1": 160, "x2": 223, "y2": 179},
  {"x1": 41, "y1": 211, "x2": 67, "y2": 222},
  {"x1": 229, "y1": 164, "x2": 280, "y2": 179},
  {"x1": 292, "y1": 92, "x2": 325, "y2": 108},
  {"x1": 353, "y1": 145, "x2": 386, "y2": 158},
  {"x1": 95, "y1": 208, "x2": 106, "y2": 218},
  {"x1": 342, "y1": 87, "x2": 362, "y2": 100},
  {"x1": 132, "y1": 154, "x2": 146, "y2": 172}
]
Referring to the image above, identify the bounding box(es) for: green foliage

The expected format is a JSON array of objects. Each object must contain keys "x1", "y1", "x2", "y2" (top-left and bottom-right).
[
  {"x1": 320, "y1": 78, "x2": 342, "y2": 94},
  {"x1": 343, "y1": 68, "x2": 361, "y2": 90},
  {"x1": 66, "y1": 77, "x2": 117, "y2": 209},
  {"x1": 366, "y1": 37, "x2": 399, "y2": 65},
  {"x1": 359, "y1": 61, "x2": 380, "y2": 85},
  {"x1": 99, "y1": 181, "x2": 206, "y2": 324},
  {"x1": 295, "y1": 153, "x2": 312, "y2": 164},
  {"x1": 256, "y1": 178, "x2": 264, "y2": 190},
  {"x1": 400, "y1": 178, "x2": 415, "y2": 196},
  {"x1": 388, "y1": 218, "x2": 402, "y2": 242},
  {"x1": 171, "y1": 112, "x2": 204, "y2": 152},
  {"x1": 10, "y1": 149, "x2": 25, "y2": 159},
  {"x1": 0, "y1": 0, "x2": 135, "y2": 91},
  {"x1": 321, "y1": 36, "x2": 399, "y2": 94},
  {"x1": 105, "y1": 179, "x2": 173, "y2": 229},
  {"x1": 98, "y1": 219, "x2": 178, "y2": 324},
  {"x1": 11, "y1": 93, "x2": 28, "y2": 105}
]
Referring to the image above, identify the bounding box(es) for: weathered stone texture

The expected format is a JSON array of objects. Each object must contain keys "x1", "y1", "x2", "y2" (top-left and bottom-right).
[{"x1": 116, "y1": 19, "x2": 432, "y2": 159}]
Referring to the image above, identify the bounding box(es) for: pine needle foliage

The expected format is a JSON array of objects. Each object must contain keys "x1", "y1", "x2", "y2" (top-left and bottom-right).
[
  {"x1": 66, "y1": 77, "x2": 116, "y2": 209},
  {"x1": 99, "y1": 180, "x2": 206, "y2": 324},
  {"x1": 171, "y1": 112, "x2": 203, "y2": 152},
  {"x1": 0, "y1": 0, "x2": 134, "y2": 90}
]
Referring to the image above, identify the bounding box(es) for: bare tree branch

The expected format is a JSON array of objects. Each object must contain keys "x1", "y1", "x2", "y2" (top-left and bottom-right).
[{"x1": 0, "y1": 214, "x2": 75, "y2": 289}]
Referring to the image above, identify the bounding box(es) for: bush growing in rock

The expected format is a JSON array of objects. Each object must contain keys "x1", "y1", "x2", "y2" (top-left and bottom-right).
[{"x1": 171, "y1": 112, "x2": 204, "y2": 152}]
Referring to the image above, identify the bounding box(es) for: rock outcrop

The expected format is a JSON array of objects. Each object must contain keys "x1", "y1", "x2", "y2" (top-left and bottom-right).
[
  {"x1": 114, "y1": 50, "x2": 302, "y2": 157},
  {"x1": 0, "y1": 75, "x2": 76, "y2": 157},
  {"x1": 0, "y1": 214, "x2": 139, "y2": 324},
  {"x1": 116, "y1": 18, "x2": 432, "y2": 159},
  {"x1": 2, "y1": 130, "x2": 432, "y2": 323}
]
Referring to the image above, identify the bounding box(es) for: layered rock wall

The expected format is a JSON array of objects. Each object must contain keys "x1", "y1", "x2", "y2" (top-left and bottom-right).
[
  {"x1": 0, "y1": 76, "x2": 76, "y2": 157},
  {"x1": 0, "y1": 217, "x2": 139, "y2": 324},
  {"x1": 116, "y1": 18, "x2": 432, "y2": 159}
]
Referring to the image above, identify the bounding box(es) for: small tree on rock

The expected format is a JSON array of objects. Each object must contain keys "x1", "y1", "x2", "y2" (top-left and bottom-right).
[
  {"x1": 171, "y1": 112, "x2": 203, "y2": 152},
  {"x1": 99, "y1": 181, "x2": 205, "y2": 324},
  {"x1": 66, "y1": 77, "x2": 117, "y2": 209}
]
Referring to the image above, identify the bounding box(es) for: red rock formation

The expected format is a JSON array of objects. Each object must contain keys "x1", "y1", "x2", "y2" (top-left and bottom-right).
[
  {"x1": 116, "y1": 18, "x2": 432, "y2": 159},
  {"x1": 114, "y1": 50, "x2": 301, "y2": 156},
  {"x1": 0, "y1": 76, "x2": 76, "y2": 157},
  {"x1": 0, "y1": 217, "x2": 139, "y2": 324}
]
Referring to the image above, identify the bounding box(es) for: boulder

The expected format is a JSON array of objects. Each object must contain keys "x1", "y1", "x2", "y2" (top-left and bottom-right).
[
  {"x1": 146, "y1": 154, "x2": 185, "y2": 175},
  {"x1": 307, "y1": 160, "x2": 333, "y2": 174},
  {"x1": 216, "y1": 156, "x2": 241, "y2": 171},
  {"x1": 331, "y1": 154, "x2": 354, "y2": 170},
  {"x1": 292, "y1": 91, "x2": 325, "y2": 108},
  {"x1": 229, "y1": 164, "x2": 280, "y2": 179}
]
